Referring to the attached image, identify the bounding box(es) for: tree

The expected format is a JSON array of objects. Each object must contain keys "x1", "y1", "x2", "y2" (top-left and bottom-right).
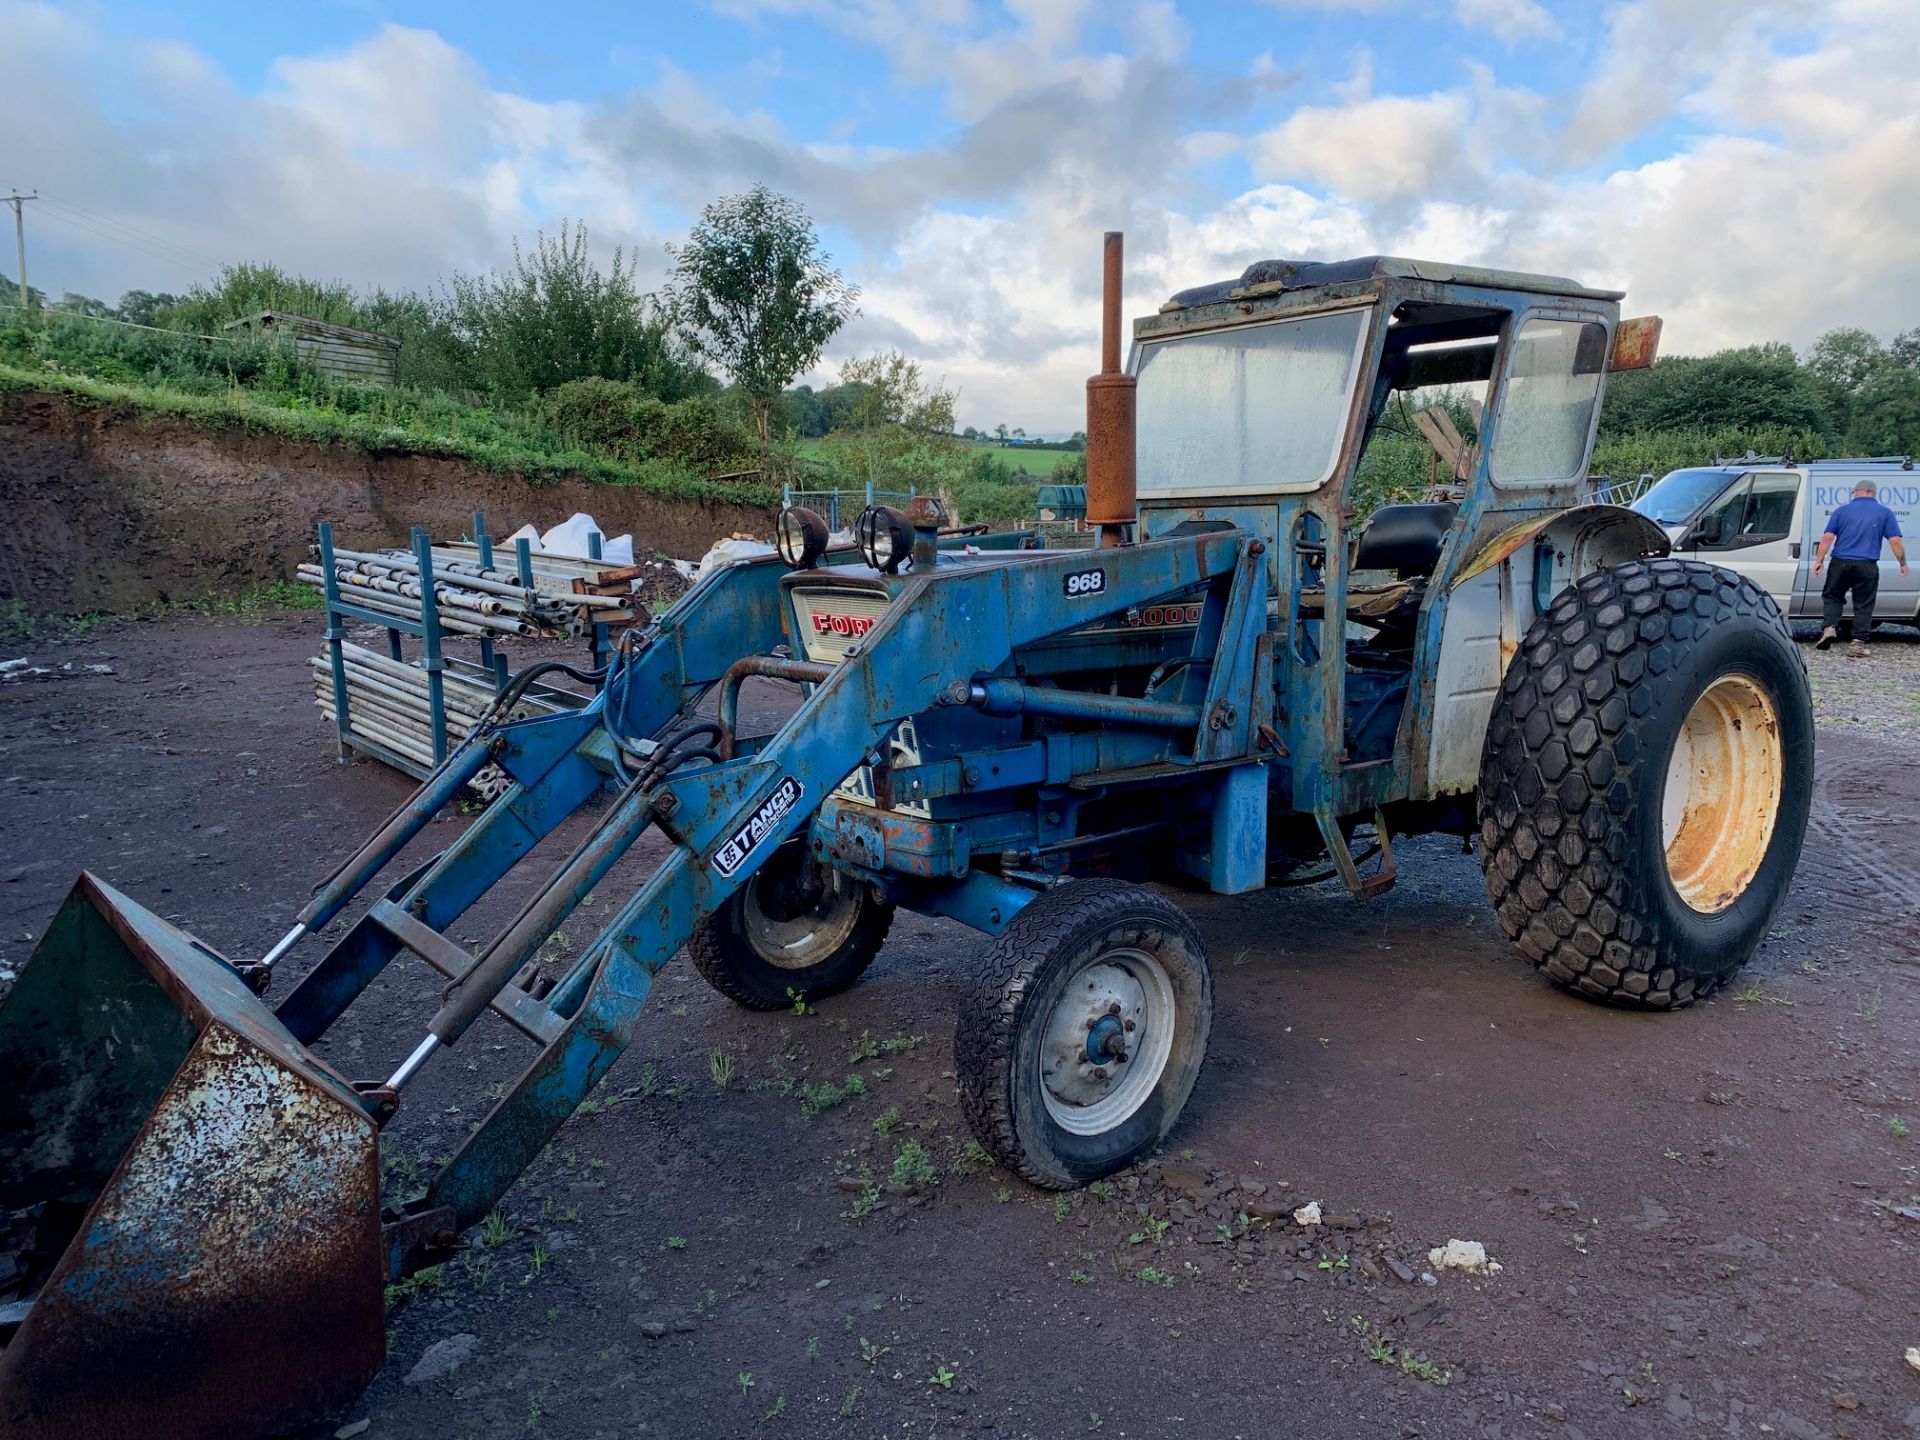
[
  {"x1": 994, "y1": 423, "x2": 1009, "y2": 442},
  {"x1": 447, "y1": 222, "x2": 707, "y2": 398},
  {"x1": 113, "y1": 290, "x2": 182, "y2": 327},
  {"x1": 1011, "y1": 426, "x2": 1025, "y2": 438},
  {"x1": 668, "y1": 186, "x2": 858, "y2": 444},
  {"x1": 1847, "y1": 365, "x2": 1920, "y2": 455},
  {"x1": 824, "y1": 349, "x2": 960, "y2": 488},
  {"x1": 1600, "y1": 345, "x2": 1836, "y2": 441},
  {"x1": 1890, "y1": 328, "x2": 1920, "y2": 371},
  {"x1": 962, "y1": 425, "x2": 979, "y2": 440},
  {"x1": 1804, "y1": 327, "x2": 1890, "y2": 434}
]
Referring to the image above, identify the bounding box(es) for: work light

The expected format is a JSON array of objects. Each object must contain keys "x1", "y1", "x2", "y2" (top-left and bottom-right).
[
  {"x1": 855, "y1": 505, "x2": 913, "y2": 574},
  {"x1": 775, "y1": 507, "x2": 829, "y2": 569}
]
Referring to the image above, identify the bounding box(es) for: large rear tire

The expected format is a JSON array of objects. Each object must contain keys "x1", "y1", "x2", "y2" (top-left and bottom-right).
[
  {"x1": 956, "y1": 880, "x2": 1212, "y2": 1189},
  {"x1": 687, "y1": 843, "x2": 893, "y2": 1010},
  {"x1": 1478, "y1": 559, "x2": 1813, "y2": 1009}
]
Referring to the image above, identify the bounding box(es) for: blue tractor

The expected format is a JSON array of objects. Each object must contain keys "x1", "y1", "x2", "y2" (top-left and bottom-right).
[{"x1": 0, "y1": 236, "x2": 1812, "y2": 1439}]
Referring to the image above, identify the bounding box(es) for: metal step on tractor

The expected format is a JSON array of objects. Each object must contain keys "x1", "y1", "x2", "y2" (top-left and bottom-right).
[{"x1": 0, "y1": 235, "x2": 1813, "y2": 1439}]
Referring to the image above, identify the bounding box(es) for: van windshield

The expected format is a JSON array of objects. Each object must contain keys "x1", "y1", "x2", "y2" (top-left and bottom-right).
[{"x1": 1631, "y1": 468, "x2": 1735, "y2": 525}]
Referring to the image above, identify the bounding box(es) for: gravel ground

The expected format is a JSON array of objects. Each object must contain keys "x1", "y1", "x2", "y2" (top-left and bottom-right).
[
  {"x1": 1798, "y1": 623, "x2": 1920, "y2": 744},
  {"x1": 5, "y1": 614, "x2": 1920, "y2": 1439}
]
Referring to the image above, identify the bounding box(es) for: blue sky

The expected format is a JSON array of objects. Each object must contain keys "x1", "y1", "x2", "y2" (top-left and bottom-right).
[{"x1": 7, "y1": 0, "x2": 1918, "y2": 429}]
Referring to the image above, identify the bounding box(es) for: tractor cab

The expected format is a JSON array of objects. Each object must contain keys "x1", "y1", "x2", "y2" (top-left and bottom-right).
[{"x1": 1126, "y1": 256, "x2": 1663, "y2": 827}]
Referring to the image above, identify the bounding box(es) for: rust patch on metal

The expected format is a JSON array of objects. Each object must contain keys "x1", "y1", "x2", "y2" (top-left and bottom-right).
[
  {"x1": 1608, "y1": 315, "x2": 1662, "y2": 372},
  {"x1": 0, "y1": 1023, "x2": 384, "y2": 1440}
]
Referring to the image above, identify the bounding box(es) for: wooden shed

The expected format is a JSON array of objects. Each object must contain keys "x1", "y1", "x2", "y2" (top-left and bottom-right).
[{"x1": 223, "y1": 311, "x2": 401, "y2": 386}]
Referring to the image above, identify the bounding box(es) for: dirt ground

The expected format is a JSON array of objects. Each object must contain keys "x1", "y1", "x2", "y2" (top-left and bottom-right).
[{"x1": 3, "y1": 614, "x2": 1919, "y2": 1440}]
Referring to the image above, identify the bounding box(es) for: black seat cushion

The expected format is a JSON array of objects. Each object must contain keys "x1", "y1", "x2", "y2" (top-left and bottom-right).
[{"x1": 1353, "y1": 502, "x2": 1459, "y2": 578}]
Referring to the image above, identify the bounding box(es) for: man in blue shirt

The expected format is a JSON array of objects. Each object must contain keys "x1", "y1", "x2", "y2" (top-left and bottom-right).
[{"x1": 1814, "y1": 479, "x2": 1909, "y2": 656}]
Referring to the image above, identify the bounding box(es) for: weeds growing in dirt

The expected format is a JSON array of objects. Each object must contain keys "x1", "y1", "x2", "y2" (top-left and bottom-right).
[
  {"x1": 760, "y1": 1395, "x2": 785, "y2": 1422},
  {"x1": 667, "y1": 1235, "x2": 687, "y2": 1250},
  {"x1": 839, "y1": 1386, "x2": 861, "y2": 1417},
  {"x1": 889, "y1": 1140, "x2": 936, "y2": 1189},
  {"x1": 1136, "y1": 1266, "x2": 1174, "y2": 1287},
  {"x1": 737, "y1": 1372, "x2": 755, "y2": 1396},
  {"x1": 871, "y1": 1106, "x2": 901, "y2": 1135},
  {"x1": 482, "y1": 1210, "x2": 514, "y2": 1247},
  {"x1": 927, "y1": 1363, "x2": 957, "y2": 1389},
  {"x1": 1054, "y1": 1195, "x2": 1072, "y2": 1222},
  {"x1": 383, "y1": 1264, "x2": 446, "y2": 1313},
  {"x1": 1893, "y1": 1117, "x2": 1910, "y2": 1139},
  {"x1": 708, "y1": 1047, "x2": 736, "y2": 1087},
  {"x1": 800, "y1": 1074, "x2": 867, "y2": 1115},
  {"x1": 858, "y1": 1338, "x2": 889, "y2": 1367}
]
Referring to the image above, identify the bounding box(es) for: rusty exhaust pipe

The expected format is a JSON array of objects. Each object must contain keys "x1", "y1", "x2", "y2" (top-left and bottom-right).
[{"x1": 1084, "y1": 231, "x2": 1136, "y2": 549}]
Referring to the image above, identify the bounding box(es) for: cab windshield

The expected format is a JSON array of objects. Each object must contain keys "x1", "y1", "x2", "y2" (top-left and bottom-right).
[
  {"x1": 1134, "y1": 307, "x2": 1370, "y2": 499},
  {"x1": 1631, "y1": 467, "x2": 1735, "y2": 526}
]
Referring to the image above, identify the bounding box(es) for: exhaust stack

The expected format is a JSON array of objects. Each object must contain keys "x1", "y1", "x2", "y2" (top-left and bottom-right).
[{"x1": 1084, "y1": 231, "x2": 1136, "y2": 548}]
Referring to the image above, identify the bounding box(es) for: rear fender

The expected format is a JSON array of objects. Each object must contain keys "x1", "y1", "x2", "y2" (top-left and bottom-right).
[{"x1": 1418, "y1": 505, "x2": 1669, "y2": 799}]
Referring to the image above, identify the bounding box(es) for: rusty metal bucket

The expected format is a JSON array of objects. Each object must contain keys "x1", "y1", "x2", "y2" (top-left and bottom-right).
[{"x1": 0, "y1": 875, "x2": 385, "y2": 1440}]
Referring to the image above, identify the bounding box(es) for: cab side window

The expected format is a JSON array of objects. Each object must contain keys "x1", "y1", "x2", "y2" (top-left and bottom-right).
[{"x1": 1691, "y1": 472, "x2": 1798, "y2": 550}]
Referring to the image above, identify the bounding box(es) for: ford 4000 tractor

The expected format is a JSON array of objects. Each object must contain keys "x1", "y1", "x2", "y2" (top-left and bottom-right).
[{"x1": 0, "y1": 234, "x2": 1811, "y2": 1439}]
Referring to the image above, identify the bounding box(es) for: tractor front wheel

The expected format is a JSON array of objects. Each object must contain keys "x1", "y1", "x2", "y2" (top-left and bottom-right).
[
  {"x1": 688, "y1": 843, "x2": 894, "y2": 1010},
  {"x1": 956, "y1": 879, "x2": 1213, "y2": 1189},
  {"x1": 1478, "y1": 558, "x2": 1813, "y2": 1009}
]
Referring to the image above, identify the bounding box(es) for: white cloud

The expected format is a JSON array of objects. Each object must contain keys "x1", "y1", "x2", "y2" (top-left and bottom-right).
[
  {"x1": 1454, "y1": 0, "x2": 1560, "y2": 43},
  {"x1": 1253, "y1": 93, "x2": 1477, "y2": 204},
  {"x1": 3, "y1": 0, "x2": 1919, "y2": 433}
]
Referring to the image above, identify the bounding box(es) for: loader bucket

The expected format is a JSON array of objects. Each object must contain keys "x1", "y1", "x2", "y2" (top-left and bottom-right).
[{"x1": 0, "y1": 875, "x2": 385, "y2": 1440}]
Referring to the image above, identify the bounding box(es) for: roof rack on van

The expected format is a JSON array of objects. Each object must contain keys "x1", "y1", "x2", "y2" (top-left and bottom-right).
[{"x1": 1708, "y1": 452, "x2": 1916, "y2": 470}]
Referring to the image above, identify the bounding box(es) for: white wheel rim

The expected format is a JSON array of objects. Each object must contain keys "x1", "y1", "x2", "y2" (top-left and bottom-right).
[
  {"x1": 1040, "y1": 949, "x2": 1177, "y2": 1137},
  {"x1": 1660, "y1": 674, "x2": 1783, "y2": 914},
  {"x1": 741, "y1": 868, "x2": 862, "y2": 970}
]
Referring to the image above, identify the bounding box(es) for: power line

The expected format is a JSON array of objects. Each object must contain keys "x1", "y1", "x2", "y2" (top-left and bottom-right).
[
  {"x1": 31, "y1": 191, "x2": 230, "y2": 272},
  {"x1": 0, "y1": 178, "x2": 232, "y2": 286},
  {"x1": 28, "y1": 204, "x2": 214, "y2": 281}
]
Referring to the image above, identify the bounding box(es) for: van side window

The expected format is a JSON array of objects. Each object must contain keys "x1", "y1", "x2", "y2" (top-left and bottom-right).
[{"x1": 1692, "y1": 472, "x2": 1798, "y2": 550}]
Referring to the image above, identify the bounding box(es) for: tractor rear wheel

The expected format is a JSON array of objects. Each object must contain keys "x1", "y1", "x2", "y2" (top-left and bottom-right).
[
  {"x1": 956, "y1": 879, "x2": 1212, "y2": 1189},
  {"x1": 688, "y1": 842, "x2": 893, "y2": 1010},
  {"x1": 1478, "y1": 558, "x2": 1813, "y2": 1009}
]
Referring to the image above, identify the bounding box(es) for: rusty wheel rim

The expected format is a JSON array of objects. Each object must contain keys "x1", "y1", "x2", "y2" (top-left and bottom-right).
[{"x1": 1660, "y1": 674, "x2": 1782, "y2": 914}]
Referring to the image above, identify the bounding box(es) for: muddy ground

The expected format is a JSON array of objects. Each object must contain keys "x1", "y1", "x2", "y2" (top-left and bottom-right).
[{"x1": 3, "y1": 615, "x2": 1918, "y2": 1440}]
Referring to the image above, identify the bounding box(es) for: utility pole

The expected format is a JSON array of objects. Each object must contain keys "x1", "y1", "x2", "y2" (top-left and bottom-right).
[{"x1": 6, "y1": 191, "x2": 36, "y2": 314}]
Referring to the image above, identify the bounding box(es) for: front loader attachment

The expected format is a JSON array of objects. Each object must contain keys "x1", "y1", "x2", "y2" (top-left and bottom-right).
[{"x1": 0, "y1": 875, "x2": 384, "y2": 1440}]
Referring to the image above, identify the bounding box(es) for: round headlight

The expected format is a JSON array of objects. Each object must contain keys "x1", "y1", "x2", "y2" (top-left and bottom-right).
[
  {"x1": 855, "y1": 505, "x2": 913, "y2": 574},
  {"x1": 775, "y1": 506, "x2": 829, "y2": 569}
]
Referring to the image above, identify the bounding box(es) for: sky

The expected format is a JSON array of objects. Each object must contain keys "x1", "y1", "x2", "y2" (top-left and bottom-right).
[{"x1": 5, "y1": 0, "x2": 1918, "y2": 432}]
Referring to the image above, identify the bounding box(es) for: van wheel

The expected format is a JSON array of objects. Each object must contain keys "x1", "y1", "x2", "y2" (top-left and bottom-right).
[
  {"x1": 1478, "y1": 559, "x2": 1813, "y2": 1009},
  {"x1": 955, "y1": 880, "x2": 1212, "y2": 1189},
  {"x1": 688, "y1": 843, "x2": 892, "y2": 1010}
]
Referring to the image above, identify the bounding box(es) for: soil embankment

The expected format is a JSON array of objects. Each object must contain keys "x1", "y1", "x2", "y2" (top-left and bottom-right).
[{"x1": 0, "y1": 390, "x2": 772, "y2": 613}]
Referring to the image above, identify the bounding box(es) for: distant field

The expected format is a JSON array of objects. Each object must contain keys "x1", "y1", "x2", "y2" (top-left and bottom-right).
[
  {"x1": 795, "y1": 438, "x2": 1072, "y2": 478},
  {"x1": 970, "y1": 443, "x2": 1071, "y2": 476}
]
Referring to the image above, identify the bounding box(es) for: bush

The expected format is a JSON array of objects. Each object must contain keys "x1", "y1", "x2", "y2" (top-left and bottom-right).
[{"x1": 544, "y1": 379, "x2": 756, "y2": 473}]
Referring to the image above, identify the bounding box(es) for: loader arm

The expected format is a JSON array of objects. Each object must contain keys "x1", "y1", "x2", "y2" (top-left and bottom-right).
[{"x1": 0, "y1": 527, "x2": 1254, "y2": 1440}]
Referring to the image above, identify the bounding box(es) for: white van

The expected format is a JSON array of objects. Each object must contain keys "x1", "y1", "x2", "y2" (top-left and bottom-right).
[{"x1": 1627, "y1": 457, "x2": 1920, "y2": 627}]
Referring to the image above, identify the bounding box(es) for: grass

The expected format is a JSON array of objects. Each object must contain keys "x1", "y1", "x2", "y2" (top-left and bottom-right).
[
  {"x1": 799, "y1": 1074, "x2": 868, "y2": 1116},
  {"x1": 0, "y1": 363, "x2": 779, "y2": 508},
  {"x1": 1, "y1": 576, "x2": 327, "y2": 641},
  {"x1": 889, "y1": 1140, "x2": 937, "y2": 1190}
]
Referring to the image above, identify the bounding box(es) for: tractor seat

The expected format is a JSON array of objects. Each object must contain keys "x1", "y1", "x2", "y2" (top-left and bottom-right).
[
  {"x1": 1295, "y1": 580, "x2": 1414, "y2": 620},
  {"x1": 1352, "y1": 502, "x2": 1458, "y2": 578}
]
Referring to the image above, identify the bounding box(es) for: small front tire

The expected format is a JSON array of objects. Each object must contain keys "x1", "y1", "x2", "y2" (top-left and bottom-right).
[
  {"x1": 955, "y1": 879, "x2": 1212, "y2": 1189},
  {"x1": 687, "y1": 843, "x2": 893, "y2": 1010}
]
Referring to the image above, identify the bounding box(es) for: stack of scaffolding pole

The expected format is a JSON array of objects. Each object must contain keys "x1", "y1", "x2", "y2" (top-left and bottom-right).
[
  {"x1": 310, "y1": 643, "x2": 558, "y2": 774},
  {"x1": 303, "y1": 546, "x2": 639, "y2": 634}
]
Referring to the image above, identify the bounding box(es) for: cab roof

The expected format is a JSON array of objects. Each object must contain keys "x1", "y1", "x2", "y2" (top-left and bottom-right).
[{"x1": 1161, "y1": 255, "x2": 1624, "y2": 312}]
